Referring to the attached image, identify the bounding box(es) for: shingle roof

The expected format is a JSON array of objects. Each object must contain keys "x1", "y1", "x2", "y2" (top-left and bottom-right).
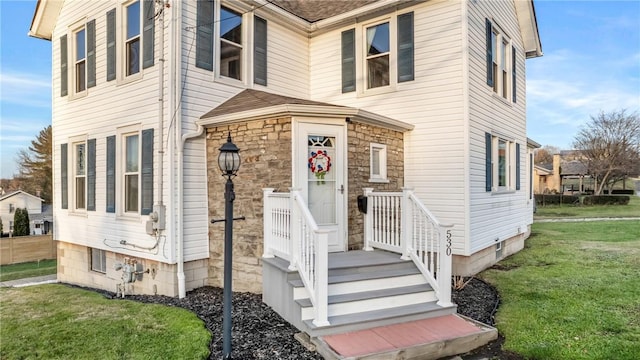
[
  {"x1": 200, "y1": 89, "x2": 347, "y2": 119},
  {"x1": 268, "y1": 0, "x2": 380, "y2": 22}
]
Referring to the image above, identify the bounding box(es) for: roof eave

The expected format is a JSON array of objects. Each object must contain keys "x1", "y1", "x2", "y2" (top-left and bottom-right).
[
  {"x1": 198, "y1": 104, "x2": 414, "y2": 132},
  {"x1": 515, "y1": 0, "x2": 543, "y2": 58},
  {"x1": 29, "y1": 0, "x2": 63, "y2": 41}
]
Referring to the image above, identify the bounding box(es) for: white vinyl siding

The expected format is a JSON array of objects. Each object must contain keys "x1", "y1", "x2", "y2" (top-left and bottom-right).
[
  {"x1": 51, "y1": 0, "x2": 171, "y2": 262},
  {"x1": 467, "y1": 0, "x2": 529, "y2": 254},
  {"x1": 311, "y1": 0, "x2": 467, "y2": 254}
]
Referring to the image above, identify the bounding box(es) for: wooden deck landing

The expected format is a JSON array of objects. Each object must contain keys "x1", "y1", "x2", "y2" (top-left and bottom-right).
[{"x1": 314, "y1": 314, "x2": 497, "y2": 360}]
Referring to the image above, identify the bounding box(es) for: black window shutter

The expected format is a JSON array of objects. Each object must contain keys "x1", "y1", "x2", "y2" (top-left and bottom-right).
[
  {"x1": 512, "y1": 46, "x2": 517, "y2": 103},
  {"x1": 87, "y1": 139, "x2": 96, "y2": 210},
  {"x1": 196, "y1": 0, "x2": 214, "y2": 71},
  {"x1": 60, "y1": 35, "x2": 68, "y2": 97},
  {"x1": 61, "y1": 143, "x2": 68, "y2": 209},
  {"x1": 106, "y1": 136, "x2": 116, "y2": 213},
  {"x1": 87, "y1": 19, "x2": 96, "y2": 88},
  {"x1": 142, "y1": 0, "x2": 155, "y2": 69},
  {"x1": 516, "y1": 143, "x2": 521, "y2": 190},
  {"x1": 254, "y1": 16, "x2": 268, "y2": 86},
  {"x1": 485, "y1": 133, "x2": 492, "y2": 192},
  {"x1": 106, "y1": 9, "x2": 116, "y2": 81},
  {"x1": 485, "y1": 19, "x2": 493, "y2": 87},
  {"x1": 341, "y1": 29, "x2": 355, "y2": 93},
  {"x1": 141, "y1": 129, "x2": 154, "y2": 215},
  {"x1": 397, "y1": 12, "x2": 414, "y2": 83}
]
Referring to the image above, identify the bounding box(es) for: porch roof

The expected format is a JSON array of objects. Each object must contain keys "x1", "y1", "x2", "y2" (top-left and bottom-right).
[{"x1": 198, "y1": 89, "x2": 414, "y2": 132}]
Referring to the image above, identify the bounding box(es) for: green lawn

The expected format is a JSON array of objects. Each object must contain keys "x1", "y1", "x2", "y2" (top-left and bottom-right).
[
  {"x1": 0, "y1": 259, "x2": 57, "y2": 282},
  {"x1": 535, "y1": 195, "x2": 640, "y2": 219},
  {"x1": 481, "y1": 220, "x2": 640, "y2": 359},
  {"x1": 0, "y1": 284, "x2": 211, "y2": 359}
]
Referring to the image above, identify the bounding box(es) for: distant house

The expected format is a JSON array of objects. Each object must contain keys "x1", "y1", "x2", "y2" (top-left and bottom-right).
[
  {"x1": 30, "y1": 0, "x2": 542, "y2": 343},
  {"x1": 534, "y1": 153, "x2": 591, "y2": 194},
  {"x1": 0, "y1": 190, "x2": 48, "y2": 235}
]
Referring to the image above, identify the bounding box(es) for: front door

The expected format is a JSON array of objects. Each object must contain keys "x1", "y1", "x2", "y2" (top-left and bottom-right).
[{"x1": 295, "y1": 121, "x2": 347, "y2": 252}]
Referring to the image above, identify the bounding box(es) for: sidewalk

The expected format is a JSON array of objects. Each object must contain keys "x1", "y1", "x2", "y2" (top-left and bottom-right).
[
  {"x1": 535, "y1": 217, "x2": 640, "y2": 223},
  {"x1": 0, "y1": 274, "x2": 57, "y2": 288}
]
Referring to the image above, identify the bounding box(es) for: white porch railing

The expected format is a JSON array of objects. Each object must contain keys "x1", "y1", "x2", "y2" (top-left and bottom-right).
[
  {"x1": 263, "y1": 188, "x2": 330, "y2": 327},
  {"x1": 363, "y1": 187, "x2": 454, "y2": 307}
]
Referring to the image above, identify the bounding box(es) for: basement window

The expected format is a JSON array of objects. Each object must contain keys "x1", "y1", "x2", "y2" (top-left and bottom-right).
[{"x1": 91, "y1": 248, "x2": 106, "y2": 273}]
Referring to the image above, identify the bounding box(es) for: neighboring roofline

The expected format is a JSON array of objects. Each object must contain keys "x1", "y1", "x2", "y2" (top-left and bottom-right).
[
  {"x1": 534, "y1": 165, "x2": 552, "y2": 175},
  {"x1": 0, "y1": 190, "x2": 44, "y2": 202},
  {"x1": 198, "y1": 103, "x2": 415, "y2": 132},
  {"x1": 515, "y1": 0, "x2": 543, "y2": 58},
  {"x1": 527, "y1": 137, "x2": 542, "y2": 149}
]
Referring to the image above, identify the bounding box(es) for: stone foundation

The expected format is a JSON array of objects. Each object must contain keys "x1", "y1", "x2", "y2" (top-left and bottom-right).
[
  {"x1": 452, "y1": 226, "x2": 530, "y2": 276},
  {"x1": 56, "y1": 241, "x2": 208, "y2": 297}
]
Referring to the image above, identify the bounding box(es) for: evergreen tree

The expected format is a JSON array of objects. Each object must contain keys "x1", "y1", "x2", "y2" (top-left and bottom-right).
[
  {"x1": 17, "y1": 125, "x2": 52, "y2": 203},
  {"x1": 13, "y1": 208, "x2": 30, "y2": 236}
]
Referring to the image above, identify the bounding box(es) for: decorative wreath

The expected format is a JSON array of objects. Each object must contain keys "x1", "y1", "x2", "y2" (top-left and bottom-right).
[{"x1": 308, "y1": 150, "x2": 331, "y2": 181}]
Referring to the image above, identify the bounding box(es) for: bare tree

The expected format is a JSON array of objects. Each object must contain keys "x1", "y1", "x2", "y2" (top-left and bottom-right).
[
  {"x1": 534, "y1": 145, "x2": 561, "y2": 165},
  {"x1": 573, "y1": 110, "x2": 640, "y2": 195}
]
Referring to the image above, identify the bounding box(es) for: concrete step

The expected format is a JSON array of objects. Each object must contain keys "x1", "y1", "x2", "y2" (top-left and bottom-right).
[{"x1": 303, "y1": 301, "x2": 457, "y2": 337}]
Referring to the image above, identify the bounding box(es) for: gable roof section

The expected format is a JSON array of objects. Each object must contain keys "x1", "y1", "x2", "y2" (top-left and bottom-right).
[
  {"x1": 199, "y1": 89, "x2": 414, "y2": 132},
  {"x1": 0, "y1": 190, "x2": 44, "y2": 203}
]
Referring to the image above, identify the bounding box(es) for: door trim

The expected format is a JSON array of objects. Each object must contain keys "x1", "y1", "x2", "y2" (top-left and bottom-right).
[{"x1": 293, "y1": 117, "x2": 348, "y2": 252}]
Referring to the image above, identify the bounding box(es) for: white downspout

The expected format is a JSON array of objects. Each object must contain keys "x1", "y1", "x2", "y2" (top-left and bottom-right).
[
  {"x1": 157, "y1": 1, "x2": 166, "y2": 216},
  {"x1": 178, "y1": 124, "x2": 205, "y2": 298}
]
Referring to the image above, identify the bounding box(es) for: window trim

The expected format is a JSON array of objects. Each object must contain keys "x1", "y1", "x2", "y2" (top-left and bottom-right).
[
  {"x1": 90, "y1": 248, "x2": 107, "y2": 273},
  {"x1": 358, "y1": 15, "x2": 397, "y2": 96},
  {"x1": 369, "y1": 143, "x2": 389, "y2": 183},
  {"x1": 116, "y1": 124, "x2": 142, "y2": 218},
  {"x1": 487, "y1": 20, "x2": 513, "y2": 102},
  {"x1": 69, "y1": 135, "x2": 88, "y2": 213},
  {"x1": 118, "y1": 0, "x2": 144, "y2": 84},
  {"x1": 488, "y1": 134, "x2": 517, "y2": 193},
  {"x1": 69, "y1": 19, "x2": 88, "y2": 99}
]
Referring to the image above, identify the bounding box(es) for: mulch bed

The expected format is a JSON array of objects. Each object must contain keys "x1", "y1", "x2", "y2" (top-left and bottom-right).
[{"x1": 94, "y1": 276, "x2": 520, "y2": 359}]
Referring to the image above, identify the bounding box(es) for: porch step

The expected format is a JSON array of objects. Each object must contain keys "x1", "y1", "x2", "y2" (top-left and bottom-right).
[
  {"x1": 303, "y1": 301, "x2": 457, "y2": 337},
  {"x1": 289, "y1": 264, "x2": 425, "y2": 299},
  {"x1": 297, "y1": 283, "x2": 436, "y2": 320}
]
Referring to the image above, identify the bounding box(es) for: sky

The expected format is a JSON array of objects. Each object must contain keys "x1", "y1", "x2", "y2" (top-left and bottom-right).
[{"x1": 1, "y1": 0, "x2": 639, "y2": 179}]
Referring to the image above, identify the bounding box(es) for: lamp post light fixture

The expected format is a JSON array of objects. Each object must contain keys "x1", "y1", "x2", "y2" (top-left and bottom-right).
[{"x1": 217, "y1": 132, "x2": 240, "y2": 359}]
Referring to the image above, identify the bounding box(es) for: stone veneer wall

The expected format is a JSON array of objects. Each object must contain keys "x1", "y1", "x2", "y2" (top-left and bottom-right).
[
  {"x1": 56, "y1": 241, "x2": 208, "y2": 297},
  {"x1": 206, "y1": 118, "x2": 293, "y2": 293},
  {"x1": 346, "y1": 121, "x2": 405, "y2": 250}
]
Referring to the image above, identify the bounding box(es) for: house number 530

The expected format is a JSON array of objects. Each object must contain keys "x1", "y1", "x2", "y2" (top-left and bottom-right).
[{"x1": 445, "y1": 230, "x2": 452, "y2": 256}]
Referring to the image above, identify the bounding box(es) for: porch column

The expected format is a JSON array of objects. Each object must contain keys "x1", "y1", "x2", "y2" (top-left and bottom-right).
[
  {"x1": 288, "y1": 188, "x2": 301, "y2": 271},
  {"x1": 262, "y1": 188, "x2": 275, "y2": 258},
  {"x1": 401, "y1": 187, "x2": 414, "y2": 260},
  {"x1": 437, "y1": 224, "x2": 454, "y2": 307},
  {"x1": 363, "y1": 188, "x2": 374, "y2": 251}
]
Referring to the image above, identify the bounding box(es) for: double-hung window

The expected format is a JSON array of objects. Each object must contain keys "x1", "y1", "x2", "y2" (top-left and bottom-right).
[
  {"x1": 341, "y1": 11, "x2": 414, "y2": 94},
  {"x1": 125, "y1": 0, "x2": 141, "y2": 76},
  {"x1": 124, "y1": 133, "x2": 140, "y2": 213},
  {"x1": 114, "y1": 126, "x2": 154, "y2": 216},
  {"x1": 486, "y1": 19, "x2": 513, "y2": 101},
  {"x1": 220, "y1": 7, "x2": 243, "y2": 80},
  {"x1": 485, "y1": 133, "x2": 521, "y2": 192},
  {"x1": 62, "y1": 19, "x2": 95, "y2": 98},
  {"x1": 366, "y1": 22, "x2": 390, "y2": 89},
  {"x1": 72, "y1": 139, "x2": 87, "y2": 211},
  {"x1": 195, "y1": 1, "x2": 268, "y2": 86},
  {"x1": 74, "y1": 27, "x2": 86, "y2": 93}
]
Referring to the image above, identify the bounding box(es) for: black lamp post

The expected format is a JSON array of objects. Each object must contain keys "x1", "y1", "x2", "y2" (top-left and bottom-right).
[{"x1": 217, "y1": 132, "x2": 240, "y2": 359}]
